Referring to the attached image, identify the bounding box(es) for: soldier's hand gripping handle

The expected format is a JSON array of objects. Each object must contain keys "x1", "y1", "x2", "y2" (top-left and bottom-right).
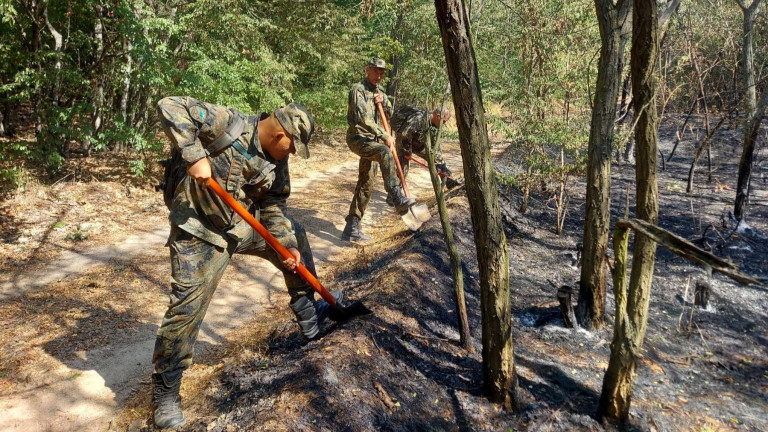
[{"x1": 187, "y1": 157, "x2": 212, "y2": 184}]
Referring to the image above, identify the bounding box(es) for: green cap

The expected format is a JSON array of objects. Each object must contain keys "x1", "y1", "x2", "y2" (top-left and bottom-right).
[
  {"x1": 275, "y1": 102, "x2": 314, "y2": 159},
  {"x1": 367, "y1": 58, "x2": 388, "y2": 69}
]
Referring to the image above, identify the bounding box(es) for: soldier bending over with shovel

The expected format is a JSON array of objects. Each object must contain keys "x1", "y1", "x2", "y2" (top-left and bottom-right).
[
  {"x1": 152, "y1": 97, "x2": 343, "y2": 429},
  {"x1": 389, "y1": 103, "x2": 463, "y2": 194}
]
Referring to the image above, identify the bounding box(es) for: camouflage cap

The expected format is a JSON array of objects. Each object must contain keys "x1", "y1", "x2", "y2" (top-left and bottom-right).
[
  {"x1": 275, "y1": 102, "x2": 314, "y2": 159},
  {"x1": 366, "y1": 58, "x2": 388, "y2": 69}
]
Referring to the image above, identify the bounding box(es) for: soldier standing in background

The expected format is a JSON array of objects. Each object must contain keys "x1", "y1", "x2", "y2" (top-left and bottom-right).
[
  {"x1": 341, "y1": 58, "x2": 415, "y2": 243},
  {"x1": 152, "y1": 97, "x2": 342, "y2": 429}
]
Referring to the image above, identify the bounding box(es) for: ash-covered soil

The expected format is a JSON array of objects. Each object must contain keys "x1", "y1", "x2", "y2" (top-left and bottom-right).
[{"x1": 116, "y1": 116, "x2": 767, "y2": 432}]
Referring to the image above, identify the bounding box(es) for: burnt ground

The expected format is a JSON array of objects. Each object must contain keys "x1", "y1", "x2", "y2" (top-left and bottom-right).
[{"x1": 110, "y1": 116, "x2": 765, "y2": 431}]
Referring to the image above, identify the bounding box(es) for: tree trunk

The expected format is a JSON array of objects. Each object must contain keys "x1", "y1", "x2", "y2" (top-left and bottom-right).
[
  {"x1": 598, "y1": 0, "x2": 660, "y2": 423},
  {"x1": 435, "y1": 0, "x2": 520, "y2": 411},
  {"x1": 90, "y1": 3, "x2": 105, "y2": 153},
  {"x1": 42, "y1": 3, "x2": 63, "y2": 106},
  {"x1": 386, "y1": 1, "x2": 406, "y2": 99},
  {"x1": 578, "y1": 0, "x2": 631, "y2": 331},
  {"x1": 734, "y1": 0, "x2": 764, "y2": 220},
  {"x1": 117, "y1": 37, "x2": 133, "y2": 152},
  {"x1": 734, "y1": 89, "x2": 768, "y2": 219},
  {"x1": 425, "y1": 103, "x2": 471, "y2": 351}
]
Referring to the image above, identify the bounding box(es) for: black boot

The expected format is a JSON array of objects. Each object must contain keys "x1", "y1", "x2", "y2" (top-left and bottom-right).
[
  {"x1": 315, "y1": 290, "x2": 344, "y2": 324},
  {"x1": 152, "y1": 369, "x2": 185, "y2": 429},
  {"x1": 390, "y1": 186, "x2": 416, "y2": 214},
  {"x1": 290, "y1": 291, "x2": 343, "y2": 339},
  {"x1": 341, "y1": 215, "x2": 371, "y2": 243},
  {"x1": 385, "y1": 194, "x2": 395, "y2": 207}
]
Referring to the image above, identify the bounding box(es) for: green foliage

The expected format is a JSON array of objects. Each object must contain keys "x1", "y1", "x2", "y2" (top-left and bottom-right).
[{"x1": 0, "y1": 0, "x2": 764, "y2": 191}]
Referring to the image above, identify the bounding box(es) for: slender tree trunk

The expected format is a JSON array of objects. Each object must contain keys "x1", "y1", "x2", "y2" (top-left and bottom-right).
[
  {"x1": 435, "y1": 0, "x2": 520, "y2": 411},
  {"x1": 386, "y1": 1, "x2": 406, "y2": 99},
  {"x1": 734, "y1": 0, "x2": 764, "y2": 220},
  {"x1": 90, "y1": 3, "x2": 105, "y2": 153},
  {"x1": 42, "y1": 3, "x2": 63, "y2": 106},
  {"x1": 578, "y1": 0, "x2": 631, "y2": 330},
  {"x1": 425, "y1": 100, "x2": 471, "y2": 350},
  {"x1": 599, "y1": 0, "x2": 660, "y2": 423},
  {"x1": 117, "y1": 38, "x2": 133, "y2": 152}
]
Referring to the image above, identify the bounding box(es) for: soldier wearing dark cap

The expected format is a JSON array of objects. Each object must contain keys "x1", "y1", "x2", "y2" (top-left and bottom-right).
[
  {"x1": 389, "y1": 104, "x2": 462, "y2": 191},
  {"x1": 341, "y1": 58, "x2": 415, "y2": 243},
  {"x1": 151, "y1": 97, "x2": 342, "y2": 429}
]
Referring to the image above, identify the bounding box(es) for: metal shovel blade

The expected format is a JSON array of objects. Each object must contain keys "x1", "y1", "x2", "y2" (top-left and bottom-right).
[{"x1": 400, "y1": 203, "x2": 431, "y2": 231}]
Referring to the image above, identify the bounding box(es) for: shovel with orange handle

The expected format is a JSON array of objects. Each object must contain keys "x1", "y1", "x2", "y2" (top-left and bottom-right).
[
  {"x1": 375, "y1": 100, "x2": 431, "y2": 231},
  {"x1": 204, "y1": 178, "x2": 372, "y2": 320}
]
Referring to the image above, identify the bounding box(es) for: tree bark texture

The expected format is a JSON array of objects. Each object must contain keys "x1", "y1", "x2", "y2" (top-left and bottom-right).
[
  {"x1": 578, "y1": 0, "x2": 631, "y2": 331},
  {"x1": 598, "y1": 0, "x2": 659, "y2": 423},
  {"x1": 734, "y1": 89, "x2": 768, "y2": 219},
  {"x1": 435, "y1": 0, "x2": 520, "y2": 411},
  {"x1": 734, "y1": 0, "x2": 765, "y2": 220}
]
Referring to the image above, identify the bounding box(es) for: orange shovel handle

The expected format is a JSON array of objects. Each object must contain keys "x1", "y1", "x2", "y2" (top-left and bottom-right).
[
  {"x1": 375, "y1": 100, "x2": 411, "y2": 198},
  {"x1": 204, "y1": 178, "x2": 338, "y2": 307},
  {"x1": 406, "y1": 155, "x2": 455, "y2": 181}
]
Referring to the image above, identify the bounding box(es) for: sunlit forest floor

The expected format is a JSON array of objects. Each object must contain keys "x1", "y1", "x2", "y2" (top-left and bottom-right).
[{"x1": 0, "y1": 115, "x2": 766, "y2": 431}]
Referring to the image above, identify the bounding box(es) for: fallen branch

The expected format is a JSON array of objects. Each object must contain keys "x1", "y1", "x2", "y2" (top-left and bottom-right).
[{"x1": 615, "y1": 218, "x2": 763, "y2": 286}]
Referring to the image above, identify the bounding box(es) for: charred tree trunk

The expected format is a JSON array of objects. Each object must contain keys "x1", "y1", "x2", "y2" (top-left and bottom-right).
[
  {"x1": 435, "y1": 0, "x2": 520, "y2": 411},
  {"x1": 578, "y1": 0, "x2": 631, "y2": 331},
  {"x1": 734, "y1": 90, "x2": 768, "y2": 219},
  {"x1": 599, "y1": 0, "x2": 660, "y2": 423},
  {"x1": 734, "y1": 0, "x2": 765, "y2": 220}
]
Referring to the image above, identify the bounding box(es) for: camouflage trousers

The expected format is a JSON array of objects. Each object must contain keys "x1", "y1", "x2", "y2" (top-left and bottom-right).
[
  {"x1": 346, "y1": 135, "x2": 401, "y2": 219},
  {"x1": 152, "y1": 220, "x2": 317, "y2": 375}
]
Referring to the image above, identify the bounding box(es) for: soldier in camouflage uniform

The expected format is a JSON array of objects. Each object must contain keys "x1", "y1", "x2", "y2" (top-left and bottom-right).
[
  {"x1": 151, "y1": 97, "x2": 341, "y2": 429},
  {"x1": 341, "y1": 58, "x2": 416, "y2": 243},
  {"x1": 389, "y1": 104, "x2": 462, "y2": 190}
]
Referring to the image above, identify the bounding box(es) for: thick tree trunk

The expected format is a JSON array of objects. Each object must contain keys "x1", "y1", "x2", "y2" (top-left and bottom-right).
[
  {"x1": 734, "y1": 89, "x2": 768, "y2": 219},
  {"x1": 578, "y1": 0, "x2": 631, "y2": 330},
  {"x1": 734, "y1": 0, "x2": 765, "y2": 220},
  {"x1": 435, "y1": 0, "x2": 520, "y2": 411},
  {"x1": 598, "y1": 0, "x2": 660, "y2": 423}
]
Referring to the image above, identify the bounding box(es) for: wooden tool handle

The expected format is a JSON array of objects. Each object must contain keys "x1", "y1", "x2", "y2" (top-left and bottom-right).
[
  {"x1": 375, "y1": 101, "x2": 411, "y2": 197},
  {"x1": 204, "y1": 178, "x2": 338, "y2": 307}
]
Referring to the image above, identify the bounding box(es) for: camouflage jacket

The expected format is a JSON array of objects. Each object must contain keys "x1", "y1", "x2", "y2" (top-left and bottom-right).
[
  {"x1": 390, "y1": 104, "x2": 444, "y2": 164},
  {"x1": 156, "y1": 96, "x2": 297, "y2": 250},
  {"x1": 346, "y1": 79, "x2": 393, "y2": 143}
]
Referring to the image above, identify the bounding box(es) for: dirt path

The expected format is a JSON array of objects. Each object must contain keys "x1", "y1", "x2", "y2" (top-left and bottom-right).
[{"x1": 0, "y1": 148, "x2": 461, "y2": 432}]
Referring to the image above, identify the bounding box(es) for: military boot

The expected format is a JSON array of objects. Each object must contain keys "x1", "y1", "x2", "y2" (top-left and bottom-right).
[
  {"x1": 390, "y1": 186, "x2": 416, "y2": 215},
  {"x1": 290, "y1": 291, "x2": 343, "y2": 339},
  {"x1": 152, "y1": 369, "x2": 185, "y2": 429},
  {"x1": 385, "y1": 193, "x2": 395, "y2": 207},
  {"x1": 341, "y1": 215, "x2": 371, "y2": 243}
]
